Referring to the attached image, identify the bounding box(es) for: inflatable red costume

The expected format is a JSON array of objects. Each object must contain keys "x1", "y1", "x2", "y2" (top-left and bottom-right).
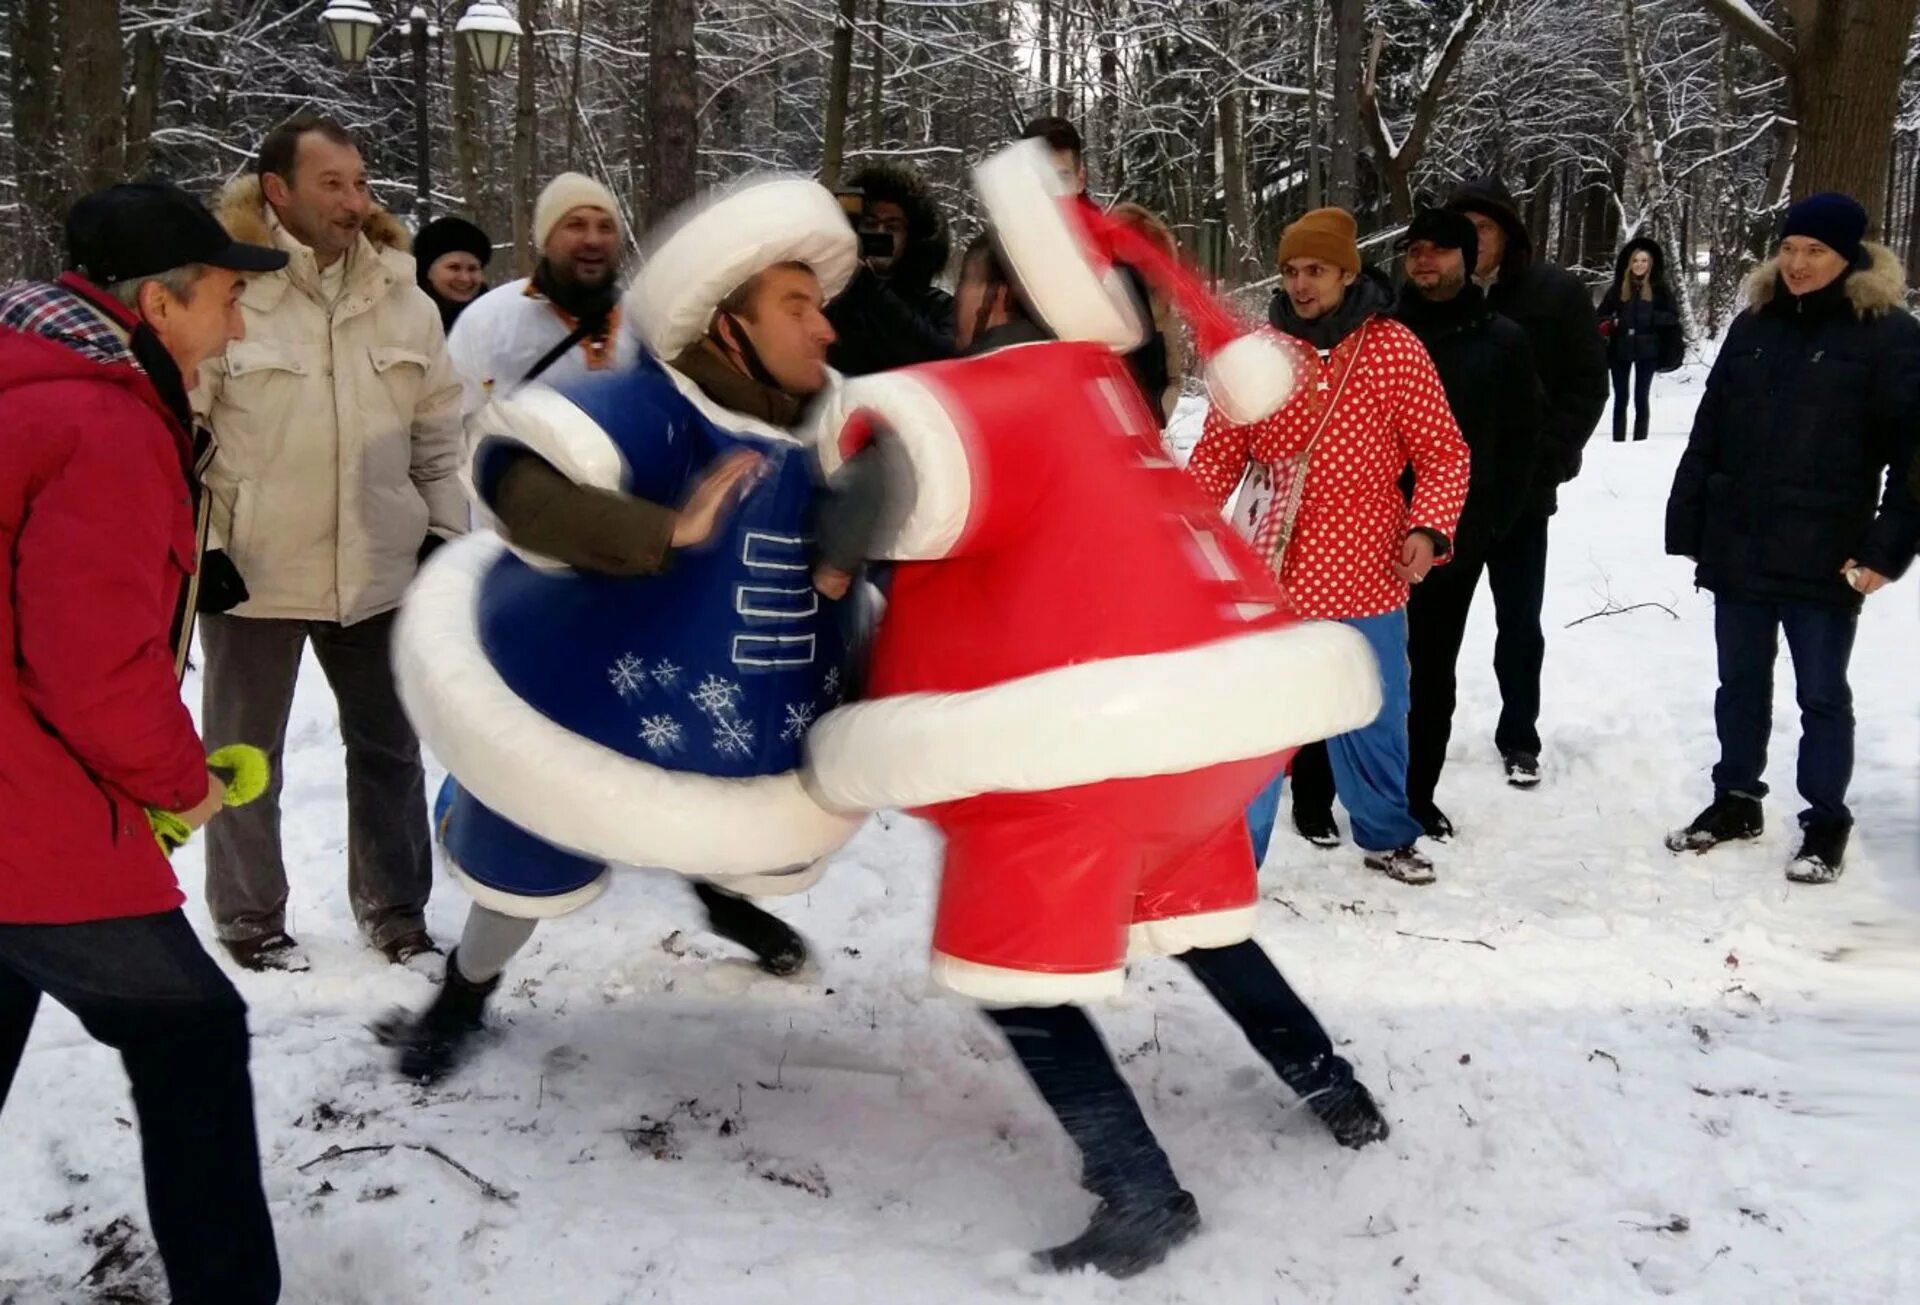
[{"x1": 807, "y1": 142, "x2": 1385, "y2": 1003}]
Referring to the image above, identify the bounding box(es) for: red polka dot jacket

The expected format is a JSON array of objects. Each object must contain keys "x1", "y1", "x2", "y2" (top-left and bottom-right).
[{"x1": 1189, "y1": 315, "x2": 1472, "y2": 620}]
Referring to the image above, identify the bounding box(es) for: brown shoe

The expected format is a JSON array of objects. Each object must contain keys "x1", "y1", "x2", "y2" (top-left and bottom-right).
[
  {"x1": 379, "y1": 929, "x2": 442, "y2": 966},
  {"x1": 223, "y1": 933, "x2": 311, "y2": 973}
]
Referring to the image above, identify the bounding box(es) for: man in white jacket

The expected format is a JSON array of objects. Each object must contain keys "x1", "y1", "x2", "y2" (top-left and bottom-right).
[
  {"x1": 445, "y1": 172, "x2": 637, "y2": 416},
  {"x1": 195, "y1": 114, "x2": 467, "y2": 972}
]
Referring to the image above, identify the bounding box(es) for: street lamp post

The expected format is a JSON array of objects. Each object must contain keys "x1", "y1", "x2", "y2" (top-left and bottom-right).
[
  {"x1": 408, "y1": 7, "x2": 435, "y2": 224},
  {"x1": 319, "y1": 2, "x2": 524, "y2": 227}
]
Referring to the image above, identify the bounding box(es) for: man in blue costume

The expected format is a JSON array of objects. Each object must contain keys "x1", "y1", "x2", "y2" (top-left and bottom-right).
[{"x1": 379, "y1": 176, "x2": 866, "y2": 1083}]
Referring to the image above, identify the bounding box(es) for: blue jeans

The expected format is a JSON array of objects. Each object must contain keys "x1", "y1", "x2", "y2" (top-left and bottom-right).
[
  {"x1": 1249, "y1": 608, "x2": 1423, "y2": 859},
  {"x1": 1711, "y1": 597, "x2": 1857, "y2": 828}
]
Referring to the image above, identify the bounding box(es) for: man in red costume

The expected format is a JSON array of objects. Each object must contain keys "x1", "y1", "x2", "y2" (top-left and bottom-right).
[{"x1": 805, "y1": 142, "x2": 1395, "y2": 1278}]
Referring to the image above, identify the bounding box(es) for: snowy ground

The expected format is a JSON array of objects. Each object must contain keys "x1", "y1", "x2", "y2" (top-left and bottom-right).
[{"x1": 4, "y1": 365, "x2": 1918, "y2": 1304}]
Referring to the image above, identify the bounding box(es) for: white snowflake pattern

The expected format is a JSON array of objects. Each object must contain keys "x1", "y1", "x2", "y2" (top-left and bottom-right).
[
  {"x1": 651, "y1": 659, "x2": 683, "y2": 689},
  {"x1": 712, "y1": 716, "x2": 756, "y2": 758},
  {"x1": 608, "y1": 653, "x2": 649, "y2": 698},
  {"x1": 637, "y1": 715, "x2": 684, "y2": 754},
  {"x1": 822, "y1": 668, "x2": 842, "y2": 700},
  {"x1": 780, "y1": 701, "x2": 817, "y2": 742},
  {"x1": 689, "y1": 674, "x2": 743, "y2": 718}
]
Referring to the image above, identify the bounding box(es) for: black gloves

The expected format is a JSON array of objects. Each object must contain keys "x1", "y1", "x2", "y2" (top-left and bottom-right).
[{"x1": 196, "y1": 548, "x2": 250, "y2": 614}]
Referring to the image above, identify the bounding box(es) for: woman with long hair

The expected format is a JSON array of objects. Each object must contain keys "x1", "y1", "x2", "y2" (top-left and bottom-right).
[{"x1": 1597, "y1": 236, "x2": 1684, "y2": 441}]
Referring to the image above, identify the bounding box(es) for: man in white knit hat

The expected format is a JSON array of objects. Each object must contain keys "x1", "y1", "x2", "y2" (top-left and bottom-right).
[{"x1": 446, "y1": 171, "x2": 638, "y2": 415}]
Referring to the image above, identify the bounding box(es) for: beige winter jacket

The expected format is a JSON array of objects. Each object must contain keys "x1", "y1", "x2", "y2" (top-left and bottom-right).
[{"x1": 194, "y1": 176, "x2": 467, "y2": 625}]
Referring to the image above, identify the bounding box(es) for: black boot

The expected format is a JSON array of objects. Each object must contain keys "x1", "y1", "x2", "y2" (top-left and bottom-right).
[
  {"x1": 985, "y1": 1005, "x2": 1197, "y2": 1277},
  {"x1": 692, "y1": 881, "x2": 808, "y2": 976},
  {"x1": 1039, "y1": 1191, "x2": 1201, "y2": 1278},
  {"x1": 1786, "y1": 820, "x2": 1850, "y2": 884},
  {"x1": 373, "y1": 948, "x2": 500, "y2": 1085},
  {"x1": 1411, "y1": 801, "x2": 1454, "y2": 842},
  {"x1": 1292, "y1": 804, "x2": 1341, "y2": 848},
  {"x1": 1664, "y1": 792, "x2": 1764, "y2": 853},
  {"x1": 1179, "y1": 941, "x2": 1392, "y2": 1150},
  {"x1": 1302, "y1": 1077, "x2": 1392, "y2": 1149}
]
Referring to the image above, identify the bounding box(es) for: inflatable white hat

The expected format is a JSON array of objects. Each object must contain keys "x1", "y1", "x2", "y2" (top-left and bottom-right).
[
  {"x1": 973, "y1": 139, "x2": 1302, "y2": 425},
  {"x1": 626, "y1": 175, "x2": 859, "y2": 359}
]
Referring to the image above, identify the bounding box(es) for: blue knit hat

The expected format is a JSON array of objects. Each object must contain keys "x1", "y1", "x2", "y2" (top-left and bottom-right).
[{"x1": 1779, "y1": 193, "x2": 1868, "y2": 265}]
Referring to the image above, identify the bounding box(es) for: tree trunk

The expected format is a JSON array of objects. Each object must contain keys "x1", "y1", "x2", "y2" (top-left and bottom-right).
[
  {"x1": 1220, "y1": 89, "x2": 1255, "y2": 283},
  {"x1": 1053, "y1": 1, "x2": 1072, "y2": 121},
  {"x1": 1907, "y1": 130, "x2": 1920, "y2": 286},
  {"x1": 11, "y1": 0, "x2": 63, "y2": 279},
  {"x1": 564, "y1": 0, "x2": 586, "y2": 172},
  {"x1": 1708, "y1": 0, "x2": 1920, "y2": 230},
  {"x1": 866, "y1": 0, "x2": 887, "y2": 152},
  {"x1": 1784, "y1": 0, "x2": 1920, "y2": 228},
  {"x1": 60, "y1": 0, "x2": 126, "y2": 195},
  {"x1": 1038, "y1": 0, "x2": 1051, "y2": 109},
  {"x1": 645, "y1": 0, "x2": 699, "y2": 227},
  {"x1": 1328, "y1": 0, "x2": 1364, "y2": 210},
  {"x1": 819, "y1": 0, "x2": 857, "y2": 189},
  {"x1": 1097, "y1": 0, "x2": 1120, "y2": 193},
  {"x1": 511, "y1": 0, "x2": 540, "y2": 272},
  {"x1": 1305, "y1": 5, "x2": 1323, "y2": 212},
  {"x1": 124, "y1": 27, "x2": 163, "y2": 178}
]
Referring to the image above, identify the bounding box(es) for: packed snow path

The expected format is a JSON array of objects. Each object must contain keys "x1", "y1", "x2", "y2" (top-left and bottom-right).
[{"x1": 4, "y1": 368, "x2": 1916, "y2": 1304}]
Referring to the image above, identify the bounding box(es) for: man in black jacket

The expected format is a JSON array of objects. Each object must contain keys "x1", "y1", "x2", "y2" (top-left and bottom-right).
[
  {"x1": 1394, "y1": 210, "x2": 1543, "y2": 838},
  {"x1": 825, "y1": 162, "x2": 956, "y2": 376},
  {"x1": 1665, "y1": 193, "x2": 1920, "y2": 884},
  {"x1": 1447, "y1": 178, "x2": 1608, "y2": 788}
]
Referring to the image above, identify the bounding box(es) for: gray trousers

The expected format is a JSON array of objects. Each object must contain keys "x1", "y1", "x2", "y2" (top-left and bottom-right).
[{"x1": 199, "y1": 611, "x2": 431, "y2": 948}]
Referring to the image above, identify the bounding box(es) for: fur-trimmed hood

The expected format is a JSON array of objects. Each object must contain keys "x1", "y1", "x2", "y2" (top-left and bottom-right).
[
  {"x1": 215, "y1": 172, "x2": 411, "y2": 255},
  {"x1": 1745, "y1": 241, "x2": 1907, "y2": 319},
  {"x1": 844, "y1": 162, "x2": 950, "y2": 295}
]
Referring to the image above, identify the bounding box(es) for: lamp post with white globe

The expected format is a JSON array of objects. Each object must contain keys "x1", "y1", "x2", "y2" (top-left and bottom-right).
[{"x1": 320, "y1": 0, "x2": 522, "y2": 225}]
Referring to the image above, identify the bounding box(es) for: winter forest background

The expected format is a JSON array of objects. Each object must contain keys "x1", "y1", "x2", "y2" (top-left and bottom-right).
[{"x1": 4, "y1": 0, "x2": 1920, "y2": 345}]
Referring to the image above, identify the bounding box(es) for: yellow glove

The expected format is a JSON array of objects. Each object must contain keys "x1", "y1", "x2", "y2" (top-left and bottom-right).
[{"x1": 148, "y1": 745, "x2": 272, "y2": 856}]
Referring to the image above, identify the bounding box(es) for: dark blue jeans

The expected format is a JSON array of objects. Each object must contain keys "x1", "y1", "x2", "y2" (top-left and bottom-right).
[
  {"x1": 1711, "y1": 597, "x2": 1858, "y2": 828},
  {"x1": 0, "y1": 911, "x2": 280, "y2": 1304}
]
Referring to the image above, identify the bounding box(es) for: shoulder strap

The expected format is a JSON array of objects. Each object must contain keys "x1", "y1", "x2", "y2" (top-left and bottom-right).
[
  {"x1": 1300, "y1": 319, "x2": 1369, "y2": 456},
  {"x1": 522, "y1": 321, "x2": 596, "y2": 386}
]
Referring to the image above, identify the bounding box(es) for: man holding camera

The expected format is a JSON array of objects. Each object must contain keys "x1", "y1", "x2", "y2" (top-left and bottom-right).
[{"x1": 825, "y1": 162, "x2": 956, "y2": 376}]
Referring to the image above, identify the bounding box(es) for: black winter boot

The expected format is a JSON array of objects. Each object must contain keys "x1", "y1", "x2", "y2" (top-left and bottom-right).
[
  {"x1": 1292, "y1": 805, "x2": 1342, "y2": 849},
  {"x1": 1303, "y1": 1077, "x2": 1392, "y2": 1149},
  {"x1": 1038, "y1": 1191, "x2": 1201, "y2": 1279},
  {"x1": 692, "y1": 881, "x2": 809, "y2": 976},
  {"x1": 1786, "y1": 821, "x2": 1850, "y2": 884},
  {"x1": 1665, "y1": 793, "x2": 1764, "y2": 853},
  {"x1": 374, "y1": 948, "x2": 501, "y2": 1085}
]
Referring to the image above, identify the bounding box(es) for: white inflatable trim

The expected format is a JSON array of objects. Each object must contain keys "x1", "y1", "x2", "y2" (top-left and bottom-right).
[
  {"x1": 930, "y1": 952, "x2": 1126, "y2": 1006},
  {"x1": 628, "y1": 175, "x2": 858, "y2": 360},
  {"x1": 396, "y1": 533, "x2": 863, "y2": 877},
  {"x1": 972, "y1": 140, "x2": 1145, "y2": 351},
  {"x1": 1127, "y1": 905, "x2": 1258, "y2": 959},
  {"x1": 1207, "y1": 330, "x2": 1301, "y2": 426},
  {"x1": 806, "y1": 620, "x2": 1383, "y2": 813},
  {"x1": 814, "y1": 369, "x2": 975, "y2": 561},
  {"x1": 446, "y1": 858, "x2": 611, "y2": 921}
]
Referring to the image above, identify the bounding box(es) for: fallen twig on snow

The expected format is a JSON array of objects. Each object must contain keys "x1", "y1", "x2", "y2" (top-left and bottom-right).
[
  {"x1": 1590, "y1": 1049, "x2": 1622, "y2": 1072},
  {"x1": 297, "y1": 1141, "x2": 518, "y2": 1203},
  {"x1": 1394, "y1": 929, "x2": 1497, "y2": 951},
  {"x1": 1565, "y1": 600, "x2": 1680, "y2": 628}
]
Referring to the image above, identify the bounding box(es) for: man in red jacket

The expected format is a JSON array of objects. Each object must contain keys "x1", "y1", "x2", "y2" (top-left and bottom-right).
[{"x1": 0, "y1": 183, "x2": 286, "y2": 1304}]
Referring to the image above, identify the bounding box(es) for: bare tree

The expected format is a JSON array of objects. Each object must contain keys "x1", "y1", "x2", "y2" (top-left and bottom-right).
[
  {"x1": 646, "y1": 0, "x2": 699, "y2": 226},
  {"x1": 1702, "y1": 0, "x2": 1920, "y2": 226}
]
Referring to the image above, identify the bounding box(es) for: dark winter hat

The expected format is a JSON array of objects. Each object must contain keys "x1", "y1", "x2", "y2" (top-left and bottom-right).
[
  {"x1": 1779, "y1": 192, "x2": 1868, "y2": 265},
  {"x1": 1402, "y1": 207, "x2": 1479, "y2": 275},
  {"x1": 65, "y1": 182, "x2": 287, "y2": 285},
  {"x1": 414, "y1": 216, "x2": 494, "y2": 278}
]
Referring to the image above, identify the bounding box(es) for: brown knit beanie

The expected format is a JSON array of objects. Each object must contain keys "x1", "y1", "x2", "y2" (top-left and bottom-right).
[{"x1": 1277, "y1": 207, "x2": 1361, "y2": 276}]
